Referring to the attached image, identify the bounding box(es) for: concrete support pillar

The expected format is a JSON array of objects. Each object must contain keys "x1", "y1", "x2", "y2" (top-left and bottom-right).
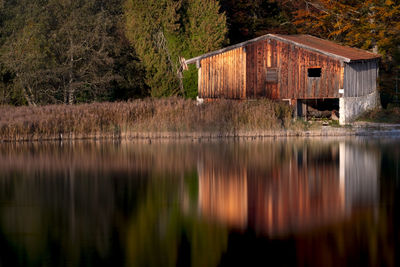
[
  {"x1": 339, "y1": 97, "x2": 345, "y2": 125},
  {"x1": 339, "y1": 91, "x2": 380, "y2": 125}
]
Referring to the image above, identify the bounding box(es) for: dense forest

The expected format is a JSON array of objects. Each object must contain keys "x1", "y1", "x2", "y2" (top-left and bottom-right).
[{"x1": 0, "y1": 0, "x2": 399, "y2": 106}]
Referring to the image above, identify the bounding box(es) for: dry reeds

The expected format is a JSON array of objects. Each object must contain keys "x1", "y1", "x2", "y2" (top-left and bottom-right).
[
  {"x1": 358, "y1": 106, "x2": 400, "y2": 124},
  {"x1": 0, "y1": 98, "x2": 295, "y2": 141}
]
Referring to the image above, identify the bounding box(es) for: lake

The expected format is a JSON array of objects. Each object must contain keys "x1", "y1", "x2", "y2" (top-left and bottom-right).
[{"x1": 0, "y1": 138, "x2": 399, "y2": 267}]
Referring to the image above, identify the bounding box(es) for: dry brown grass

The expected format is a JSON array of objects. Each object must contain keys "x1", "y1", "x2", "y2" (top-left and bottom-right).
[
  {"x1": 358, "y1": 106, "x2": 400, "y2": 124},
  {"x1": 0, "y1": 98, "x2": 296, "y2": 141}
]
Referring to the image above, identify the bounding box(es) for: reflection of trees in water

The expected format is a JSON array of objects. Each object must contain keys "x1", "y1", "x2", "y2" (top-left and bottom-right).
[
  {"x1": 0, "y1": 141, "x2": 230, "y2": 266},
  {"x1": 0, "y1": 139, "x2": 395, "y2": 267},
  {"x1": 295, "y1": 208, "x2": 395, "y2": 267},
  {"x1": 0, "y1": 141, "x2": 201, "y2": 175},
  {"x1": 0, "y1": 165, "x2": 145, "y2": 266},
  {"x1": 125, "y1": 173, "x2": 228, "y2": 267}
]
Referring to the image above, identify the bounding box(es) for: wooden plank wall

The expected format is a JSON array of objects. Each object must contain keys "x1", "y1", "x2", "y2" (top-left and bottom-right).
[
  {"x1": 246, "y1": 38, "x2": 343, "y2": 99},
  {"x1": 343, "y1": 61, "x2": 378, "y2": 97},
  {"x1": 198, "y1": 37, "x2": 369, "y2": 100},
  {"x1": 198, "y1": 47, "x2": 246, "y2": 99}
]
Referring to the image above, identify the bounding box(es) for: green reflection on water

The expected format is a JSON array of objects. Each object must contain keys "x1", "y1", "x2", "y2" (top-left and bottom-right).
[{"x1": 125, "y1": 171, "x2": 227, "y2": 267}]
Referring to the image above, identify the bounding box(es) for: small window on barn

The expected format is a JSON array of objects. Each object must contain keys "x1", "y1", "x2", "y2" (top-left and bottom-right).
[
  {"x1": 266, "y1": 68, "x2": 278, "y2": 83},
  {"x1": 308, "y1": 68, "x2": 321, "y2": 78}
]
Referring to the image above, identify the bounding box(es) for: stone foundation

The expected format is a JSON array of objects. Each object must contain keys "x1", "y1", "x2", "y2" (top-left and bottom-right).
[{"x1": 339, "y1": 91, "x2": 380, "y2": 125}]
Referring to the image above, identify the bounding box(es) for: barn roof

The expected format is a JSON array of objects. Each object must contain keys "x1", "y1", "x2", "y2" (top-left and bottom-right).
[
  {"x1": 185, "y1": 34, "x2": 380, "y2": 65},
  {"x1": 273, "y1": 34, "x2": 380, "y2": 62}
]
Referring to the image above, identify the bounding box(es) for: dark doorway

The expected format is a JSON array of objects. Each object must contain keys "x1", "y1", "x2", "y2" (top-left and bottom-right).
[{"x1": 297, "y1": 99, "x2": 339, "y2": 119}]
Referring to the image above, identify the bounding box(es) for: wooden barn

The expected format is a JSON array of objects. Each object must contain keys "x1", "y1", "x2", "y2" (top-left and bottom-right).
[{"x1": 185, "y1": 34, "x2": 381, "y2": 124}]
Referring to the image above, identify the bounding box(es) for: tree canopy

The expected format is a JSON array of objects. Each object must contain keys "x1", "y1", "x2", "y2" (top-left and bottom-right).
[
  {"x1": 0, "y1": 0, "x2": 399, "y2": 105},
  {"x1": 124, "y1": 0, "x2": 228, "y2": 97},
  {"x1": 0, "y1": 0, "x2": 145, "y2": 105},
  {"x1": 220, "y1": 0, "x2": 293, "y2": 43}
]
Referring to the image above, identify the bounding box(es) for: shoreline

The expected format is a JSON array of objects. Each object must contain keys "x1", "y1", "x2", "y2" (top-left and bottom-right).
[
  {"x1": 2, "y1": 123, "x2": 400, "y2": 142},
  {"x1": 2, "y1": 99, "x2": 400, "y2": 143}
]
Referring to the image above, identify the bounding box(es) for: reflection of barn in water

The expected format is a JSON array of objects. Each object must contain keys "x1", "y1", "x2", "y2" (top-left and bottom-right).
[
  {"x1": 198, "y1": 158, "x2": 248, "y2": 229},
  {"x1": 197, "y1": 141, "x2": 379, "y2": 235}
]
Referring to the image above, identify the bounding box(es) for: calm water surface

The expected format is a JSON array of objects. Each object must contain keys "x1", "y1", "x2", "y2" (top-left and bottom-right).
[{"x1": 0, "y1": 138, "x2": 399, "y2": 267}]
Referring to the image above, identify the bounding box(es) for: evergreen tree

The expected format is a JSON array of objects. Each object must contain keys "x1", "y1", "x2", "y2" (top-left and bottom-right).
[
  {"x1": 124, "y1": 0, "x2": 183, "y2": 97},
  {"x1": 182, "y1": 0, "x2": 229, "y2": 98},
  {"x1": 220, "y1": 0, "x2": 293, "y2": 44},
  {"x1": 124, "y1": 0, "x2": 228, "y2": 97}
]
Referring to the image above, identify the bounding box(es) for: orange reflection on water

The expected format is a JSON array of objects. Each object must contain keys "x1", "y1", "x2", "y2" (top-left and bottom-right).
[
  {"x1": 198, "y1": 160, "x2": 248, "y2": 229},
  {"x1": 197, "y1": 142, "x2": 379, "y2": 236},
  {"x1": 249, "y1": 162, "x2": 344, "y2": 235}
]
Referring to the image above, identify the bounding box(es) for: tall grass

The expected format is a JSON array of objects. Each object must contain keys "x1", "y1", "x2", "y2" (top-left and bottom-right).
[
  {"x1": 358, "y1": 106, "x2": 400, "y2": 124},
  {"x1": 0, "y1": 98, "x2": 295, "y2": 141}
]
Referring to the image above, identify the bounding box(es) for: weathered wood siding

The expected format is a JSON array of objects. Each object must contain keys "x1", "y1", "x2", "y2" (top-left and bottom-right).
[
  {"x1": 245, "y1": 38, "x2": 343, "y2": 99},
  {"x1": 197, "y1": 37, "x2": 378, "y2": 100},
  {"x1": 199, "y1": 47, "x2": 246, "y2": 99},
  {"x1": 343, "y1": 61, "x2": 378, "y2": 97}
]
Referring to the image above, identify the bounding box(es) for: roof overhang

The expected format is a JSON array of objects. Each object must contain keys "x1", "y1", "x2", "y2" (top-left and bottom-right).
[
  {"x1": 185, "y1": 34, "x2": 380, "y2": 66},
  {"x1": 185, "y1": 35, "x2": 270, "y2": 65}
]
